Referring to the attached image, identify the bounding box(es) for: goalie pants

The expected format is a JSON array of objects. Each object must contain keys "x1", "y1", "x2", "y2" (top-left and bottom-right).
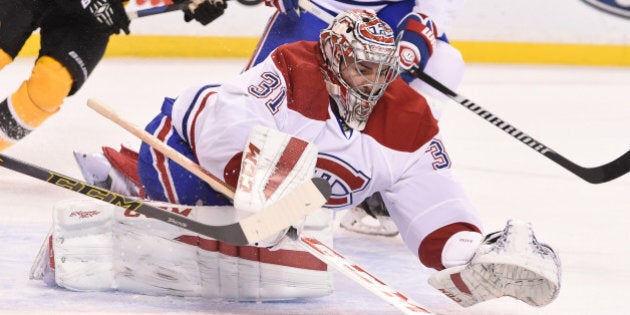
[{"x1": 138, "y1": 96, "x2": 231, "y2": 206}]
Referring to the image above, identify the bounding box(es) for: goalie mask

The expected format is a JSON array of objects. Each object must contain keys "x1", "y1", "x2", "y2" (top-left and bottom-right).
[{"x1": 319, "y1": 9, "x2": 399, "y2": 131}]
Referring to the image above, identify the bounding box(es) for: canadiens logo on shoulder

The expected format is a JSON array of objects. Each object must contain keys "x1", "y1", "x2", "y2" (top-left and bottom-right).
[{"x1": 581, "y1": 0, "x2": 630, "y2": 18}]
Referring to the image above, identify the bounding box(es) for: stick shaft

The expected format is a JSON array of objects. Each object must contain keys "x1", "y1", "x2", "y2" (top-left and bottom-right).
[
  {"x1": 410, "y1": 68, "x2": 630, "y2": 184},
  {"x1": 127, "y1": 2, "x2": 191, "y2": 20}
]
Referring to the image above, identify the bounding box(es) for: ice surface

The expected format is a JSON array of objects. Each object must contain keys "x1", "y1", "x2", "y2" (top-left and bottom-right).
[{"x1": 1, "y1": 58, "x2": 628, "y2": 314}]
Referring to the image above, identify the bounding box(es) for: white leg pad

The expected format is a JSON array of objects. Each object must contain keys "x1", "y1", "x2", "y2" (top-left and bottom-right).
[
  {"x1": 42, "y1": 198, "x2": 333, "y2": 300},
  {"x1": 52, "y1": 199, "x2": 116, "y2": 291}
]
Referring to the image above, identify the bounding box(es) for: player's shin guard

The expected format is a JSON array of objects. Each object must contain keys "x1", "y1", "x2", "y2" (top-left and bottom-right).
[
  {"x1": 0, "y1": 56, "x2": 72, "y2": 150},
  {"x1": 428, "y1": 220, "x2": 561, "y2": 307}
]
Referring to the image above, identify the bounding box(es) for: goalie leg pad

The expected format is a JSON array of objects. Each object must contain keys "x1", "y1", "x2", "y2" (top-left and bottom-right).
[
  {"x1": 50, "y1": 199, "x2": 117, "y2": 291},
  {"x1": 39, "y1": 199, "x2": 334, "y2": 300},
  {"x1": 428, "y1": 220, "x2": 561, "y2": 307}
]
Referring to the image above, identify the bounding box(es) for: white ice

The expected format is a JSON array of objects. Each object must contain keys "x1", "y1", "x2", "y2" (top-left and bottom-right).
[{"x1": 0, "y1": 58, "x2": 628, "y2": 315}]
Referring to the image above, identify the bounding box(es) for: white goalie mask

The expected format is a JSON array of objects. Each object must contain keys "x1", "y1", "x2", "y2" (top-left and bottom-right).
[{"x1": 319, "y1": 9, "x2": 399, "y2": 131}]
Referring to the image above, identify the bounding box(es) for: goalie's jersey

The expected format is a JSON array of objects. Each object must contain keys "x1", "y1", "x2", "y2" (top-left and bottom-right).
[{"x1": 166, "y1": 41, "x2": 481, "y2": 262}]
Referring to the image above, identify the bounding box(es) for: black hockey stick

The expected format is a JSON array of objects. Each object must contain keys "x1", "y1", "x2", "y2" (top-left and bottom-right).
[
  {"x1": 127, "y1": 1, "x2": 192, "y2": 20},
  {"x1": 0, "y1": 153, "x2": 331, "y2": 245},
  {"x1": 409, "y1": 68, "x2": 630, "y2": 184}
]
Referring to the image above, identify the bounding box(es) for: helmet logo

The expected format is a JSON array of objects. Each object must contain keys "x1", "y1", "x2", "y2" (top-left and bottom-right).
[{"x1": 358, "y1": 20, "x2": 395, "y2": 45}]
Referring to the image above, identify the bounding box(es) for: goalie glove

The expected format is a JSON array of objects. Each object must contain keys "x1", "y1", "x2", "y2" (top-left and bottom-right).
[
  {"x1": 176, "y1": 0, "x2": 227, "y2": 26},
  {"x1": 428, "y1": 220, "x2": 561, "y2": 307}
]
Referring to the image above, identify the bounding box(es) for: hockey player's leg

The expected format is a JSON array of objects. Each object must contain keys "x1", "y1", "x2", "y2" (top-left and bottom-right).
[
  {"x1": 428, "y1": 220, "x2": 561, "y2": 307},
  {"x1": 340, "y1": 192, "x2": 399, "y2": 237},
  {"x1": 0, "y1": 56, "x2": 72, "y2": 150}
]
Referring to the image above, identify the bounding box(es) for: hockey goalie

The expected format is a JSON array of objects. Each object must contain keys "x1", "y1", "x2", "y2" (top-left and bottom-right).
[{"x1": 30, "y1": 9, "x2": 560, "y2": 309}]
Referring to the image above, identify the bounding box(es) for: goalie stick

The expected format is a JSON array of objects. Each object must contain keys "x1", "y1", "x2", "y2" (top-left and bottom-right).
[
  {"x1": 86, "y1": 99, "x2": 434, "y2": 314},
  {"x1": 297, "y1": 236, "x2": 433, "y2": 314},
  {"x1": 298, "y1": 0, "x2": 630, "y2": 184},
  {"x1": 0, "y1": 153, "x2": 330, "y2": 246}
]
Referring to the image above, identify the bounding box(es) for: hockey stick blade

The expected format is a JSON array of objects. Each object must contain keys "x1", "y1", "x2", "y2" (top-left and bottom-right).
[
  {"x1": 410, "y1": 68, "x2": 630, "y2": 184},
  {"x1": 297, "y1": 236, "x2": 434, "y2": 314},
  {"x1": 0, "y1": 153, "x2": 331, "y2": 246}
]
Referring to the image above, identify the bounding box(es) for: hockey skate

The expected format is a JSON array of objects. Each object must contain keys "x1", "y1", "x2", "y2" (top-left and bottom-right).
[
  {"x1": 339, "y1": 192, "x2": 399, "y2": 237},
  {"x1": 73, "y1": 147, "x2": 141, "y2": 197},
  {"x1": 428, "y1": 219, "x2": 561, "y2": 307},
  {"x1": 73, "y1": 151, "x2": 112, "y2": 188}
]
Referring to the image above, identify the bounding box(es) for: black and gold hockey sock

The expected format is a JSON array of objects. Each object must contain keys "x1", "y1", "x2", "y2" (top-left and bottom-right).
[{"x1": 0, "y1": 56, "x2": 72, "y2": 151}]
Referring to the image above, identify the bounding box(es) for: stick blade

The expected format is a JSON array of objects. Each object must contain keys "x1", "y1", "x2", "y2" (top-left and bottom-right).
[{"x1": 238, "y1": 177, "x2": 331, "y2": 245}]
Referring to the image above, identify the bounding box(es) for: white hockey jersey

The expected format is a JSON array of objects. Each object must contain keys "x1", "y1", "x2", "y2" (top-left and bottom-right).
[{"x1": 169, "y1": 41, "x2": 482, "y2": 269}]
